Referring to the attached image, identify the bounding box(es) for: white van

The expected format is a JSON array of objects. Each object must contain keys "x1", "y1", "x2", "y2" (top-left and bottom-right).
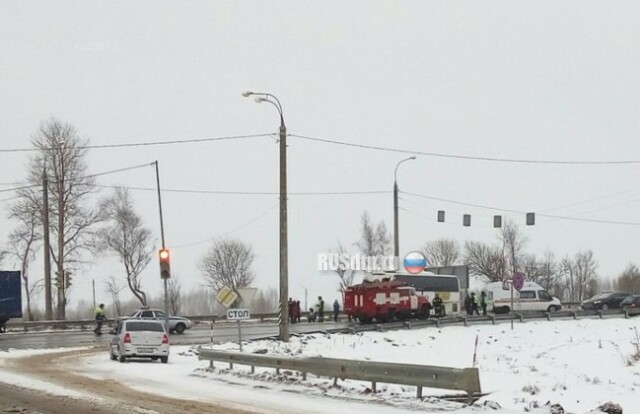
[{"x1": 487, "y1": 281, "x2": 562, "y2": 314}]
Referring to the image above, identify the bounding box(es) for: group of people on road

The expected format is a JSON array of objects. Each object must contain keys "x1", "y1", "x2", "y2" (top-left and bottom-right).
[
  {"x1": 288, "y1": 298, "x2": 302, "y2": 324},
  {"x1": 306, "y1": 297, "x2": 341, "y2": 323},
  {"x1": 464, "y1": 291, "x2": 488, "y2": 316}
]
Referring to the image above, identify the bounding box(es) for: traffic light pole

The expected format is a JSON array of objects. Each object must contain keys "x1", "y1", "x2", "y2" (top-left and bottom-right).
[{"x1": 154, "y1": 161, "x2": 169, "y2": 333}]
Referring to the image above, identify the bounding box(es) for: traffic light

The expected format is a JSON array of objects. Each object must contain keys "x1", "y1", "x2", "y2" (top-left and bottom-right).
[
  {"x1": 526, "y1": 212, "x2": 535, "y2": 226},
  {"x1": 463, "y1": 214, "x2": 471, "y2": 227},
  {"x1": 493, "y1": 215, "x2": 502, "y2": 228},
  {"x1": 437, "y1": 210, "x2": 445, "y2": 222},
  {"x1": 159, "y1": 248, "x2": 171, "y2": 279}
]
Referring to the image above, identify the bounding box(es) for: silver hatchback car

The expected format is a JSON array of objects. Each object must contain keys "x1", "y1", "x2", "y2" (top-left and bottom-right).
[{"x1": 110, "y1": 320, "x2": 170, "y2": 363}]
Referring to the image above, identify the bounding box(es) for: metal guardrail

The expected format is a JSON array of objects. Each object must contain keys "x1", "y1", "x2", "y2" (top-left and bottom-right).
[
  {"x1": 4, "y1": 307, "x2": 636, "y2": 333},
  {"x1": 198, "y1": 348, "x2": 481, "y2": 403}
]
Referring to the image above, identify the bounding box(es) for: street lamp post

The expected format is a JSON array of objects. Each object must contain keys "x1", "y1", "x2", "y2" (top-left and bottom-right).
[
  {"x1": 393, "y1": 157, "x2": 416, "y2": 262},
  {"x1": 242, "y1": 91, "x2": 289, "y2": 342}
]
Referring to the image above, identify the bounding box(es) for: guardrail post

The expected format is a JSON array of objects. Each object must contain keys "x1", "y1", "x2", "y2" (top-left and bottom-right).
[
  {"x1": 302, "y1": 372, "x2": 307, "y2": 380},
  {"x1": 375, "y1": 324, "x2": 383, "y2": 332},
  {"x1": 625, "y1": 310, "x2": 629, "y2": 319},
  {"x1": 463, "y1": 316, "x2": 467, "y2": 327},
  {"x1": 229, "y1": 362, "x2": 233, "y2": 369},
  {"x1": 403, "y1": 321, "x2": 412, "y2": 330},
  {"x1": 348, "y1": 327, "x2": 356, "y2": 334},
  {"x1": 572, "y1": 310, "x2": 577, "y2": 320},
  {"x1": 517, "y1": 313, "x2": 523, "y2": 323},
  {"x1": 333, "y1": 377, "x2": 338, "y2": 387},
  {"x1": 416, "y1": 386, "x2": 423, "y2": 399},
  {"x1": 371, "y1": 381, "x2": 377, "y2": 393},
  {"x1": 435, "y1": 319, "x2": 440, "y2": 328},
  {"x1": 597, "y1": 310, "x2": 603, "y2": 319},
  {"x1": 251, "y1": 365, "x2": 255, "y2": 374},
  {"x1": 490, "y1": 315, "x2": 495, "y2": 325},
  {"x1": 545, "y1": 312, "x2": 551, "y2": 321}
]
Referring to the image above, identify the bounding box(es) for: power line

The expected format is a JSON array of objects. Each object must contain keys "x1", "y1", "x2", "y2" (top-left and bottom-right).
[
  {"x1": 401, "y1": 190, "x2": 640, "y2": 226},
  {"x1": 0, "y1": 133, "x2": 274, "y2": 153},
  {"x1": 95, "y1": 184, "x2": 391, "y2": 196},
  {"x1": 290, "y1": 134, "x2": 640, "y2": 165},
  {"x1": 0, "y1": 162, "x2": 154, "y2": 195}
]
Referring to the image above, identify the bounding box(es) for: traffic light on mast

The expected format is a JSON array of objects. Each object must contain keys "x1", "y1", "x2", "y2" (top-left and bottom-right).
[{"x1": 159, "y1": 248, "x2": 171, "y2": 279}]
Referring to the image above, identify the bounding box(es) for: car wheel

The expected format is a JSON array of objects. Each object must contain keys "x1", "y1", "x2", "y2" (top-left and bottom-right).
[
  {"x1": 160, "y1": 356, "x2": 168, "y2": 364},
  {"x1": 602, "y1": 304, "x2": 609, "y2": 311},
  {"x1": 547, "y1": 305, "x2": 558, "y2": 313},
  {"x1": 175, "y1": 323, "x2": 186, "y2": 334}
]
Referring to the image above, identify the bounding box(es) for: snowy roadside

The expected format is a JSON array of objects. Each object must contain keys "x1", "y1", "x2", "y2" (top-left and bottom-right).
[
  {"x1": 0, "y1": 347, "x2": 100, "y2": 400},
  {"x1": 70, "y1": 318, "x2": 639, "y2": 413}
]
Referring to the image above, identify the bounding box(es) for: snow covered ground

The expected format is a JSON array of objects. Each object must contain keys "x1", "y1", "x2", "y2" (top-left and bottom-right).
[{"x1": 66, "y1": 317, "x2": 640, "y2": 413}]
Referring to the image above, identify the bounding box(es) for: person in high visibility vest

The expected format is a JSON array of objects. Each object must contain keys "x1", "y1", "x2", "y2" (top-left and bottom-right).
[{"x1": 94, "y1": 304, "x2": 106, "y2": 336}]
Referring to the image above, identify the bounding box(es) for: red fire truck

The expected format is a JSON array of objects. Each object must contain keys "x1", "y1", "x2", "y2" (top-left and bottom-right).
[{"x1": 343, "y1": 280, "x2": 431, "y2": 323}]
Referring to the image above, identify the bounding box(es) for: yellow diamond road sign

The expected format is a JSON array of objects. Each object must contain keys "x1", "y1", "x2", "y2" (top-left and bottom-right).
[{"x1": 216, "y1": 286, "x2": 238, "y2": 308}]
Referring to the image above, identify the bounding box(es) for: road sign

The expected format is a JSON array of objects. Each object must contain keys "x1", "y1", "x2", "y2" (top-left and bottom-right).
[
  {"x1": 216, "y1": 287, "x2": 238, "y2": 308},
  {"x1": 226, "y1": 308, "x2": 250, "y2": 320},
  {"x1": 513, "y1": 272, "x2": 525, "y2": 291}
]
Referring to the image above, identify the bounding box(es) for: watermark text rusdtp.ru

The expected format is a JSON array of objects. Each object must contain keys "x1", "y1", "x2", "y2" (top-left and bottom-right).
[{"x1": 318, "y1": 253, "x2": 399, "y2": 272}]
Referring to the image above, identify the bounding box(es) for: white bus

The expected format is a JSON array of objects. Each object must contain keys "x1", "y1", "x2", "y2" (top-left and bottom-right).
[{"x1": 365, "y1": 271, "x2": 461, "y2": 316}]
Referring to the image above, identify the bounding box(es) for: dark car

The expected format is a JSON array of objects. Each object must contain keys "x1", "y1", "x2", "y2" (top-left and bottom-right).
[
  {"x1": 620, "y1": 295, "x2": 640, "y2": 315},
  {"x1": 581, "y1": 292, "x2": 630, "y2": 311}
]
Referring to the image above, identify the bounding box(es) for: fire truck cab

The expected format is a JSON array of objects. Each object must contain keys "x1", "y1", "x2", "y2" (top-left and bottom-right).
[{"x1": 343, "y1": 280, "x2": 430, "y2": 323}]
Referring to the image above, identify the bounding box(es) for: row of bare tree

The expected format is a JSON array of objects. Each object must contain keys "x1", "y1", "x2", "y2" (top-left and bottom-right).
[
  {"x1": 332, "y1": 211, "x2": 638, "y2": 302},
  {"x1": 2, "y1": 118, "x2": 260, "y2": 320}
]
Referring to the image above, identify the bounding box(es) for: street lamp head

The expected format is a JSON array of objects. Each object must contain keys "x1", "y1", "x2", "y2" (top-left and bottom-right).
[
  {"x1": 241, "y1": 91, "x2": 254, "y2": 97},
  {"x1": 254, "y1": 96, "x2": 267, "y2": 103},
  {"x1": 409, "y1": 156, "x2": 417, "y2": 160}
]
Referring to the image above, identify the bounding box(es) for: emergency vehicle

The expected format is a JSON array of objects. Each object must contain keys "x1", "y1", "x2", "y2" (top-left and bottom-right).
[
  {"x1": 343, "y1": 279, "x2": 430, "y2": 323},
  {"x1": 364, "y1": 271, "x2": 462, "y2": 316},
  {"x1": 487, "y1": 281, "x2": 562, "y2": 313}
]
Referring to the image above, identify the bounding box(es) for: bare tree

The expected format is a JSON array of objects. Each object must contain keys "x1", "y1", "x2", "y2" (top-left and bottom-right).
[
  {"x1": 329, "y1": 242, "x2": 358, "y2": 292},
  {"x1": 561, "y1": 250, "x2": 598, "y2": 302},
  {"x1": 14, "y1": 118, "x2": 99, "y2": 319},
  {"x1": 499, "y1": 219, "x2": 528, "y2": 276},
  {"x1": 104, "y1": 275, "x2": 125, "y2": 316},
  {"x1": 463, "y1": 241, "x2": 506, "y2": 282},
  {"x1": 99, "y1": 187, "x2": 153, "y2": 307},
  {"x1": 6, "y1": 199, "x2": 42, "y2": 321},
  {"x1": 421, "y1": 238, "x2": 460, "y2": 267},
  {"x1": 200, "y1": 238, "x2": 255, "y2": 291},
  {"x1": 538, "y1": 250, "x2": 562, "y2": 296},
  {"x1": 355, "y1": 211, "x2": 391, "y2": 256},
  {"x1": 616, "y1": 263, "x2": 640, "y2": 294},
  {"x1": 167, "y1": 277, "x2": 182, "y2": 315}
]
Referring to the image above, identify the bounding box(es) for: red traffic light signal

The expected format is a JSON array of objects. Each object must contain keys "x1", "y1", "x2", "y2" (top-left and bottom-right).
[{"x1": 159, "y1": 248, "x2": 171, "y2": 279}]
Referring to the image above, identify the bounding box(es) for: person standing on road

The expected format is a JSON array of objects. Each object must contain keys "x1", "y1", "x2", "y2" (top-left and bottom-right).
[
  {"x1": 480, "y1": 291, "x2": 488, "y2": 316},
  {"x1": 432, "y1": 293, "x2": 444, "y2": 318},
  {"x1": 94, "y1": 304, "x2": 105, "y2": 335},
  {"x1": 333, "y1": 299, "x2": 340, "y2": 322},
  {"x1": 471, "y1": 293, "x2": 480, "y2": 316},
  {"x1": 295, "y1": 300, "x2": 301, "y2": 323},
  {"x1": 464, "y1": 294, "x2": 472, "y2": 316},
  {"x1": 316, "y1": 296, "x2": 325, "y2": 322}
]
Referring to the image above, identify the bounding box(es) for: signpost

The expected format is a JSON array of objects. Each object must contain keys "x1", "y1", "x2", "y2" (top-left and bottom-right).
[
  {"x1": 227, "y1": 308, "x2": 250, "y2": 351},
  {"x1": 506, "y1": 272, "x2": 526, "y2": 330},
  {"x1": 216, "y1": 286, "x2": 239, "y2": 308}
]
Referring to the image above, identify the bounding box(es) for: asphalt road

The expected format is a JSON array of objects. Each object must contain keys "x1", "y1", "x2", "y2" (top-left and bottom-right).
[{"x1": 0, "y1": 321, "x2": 347, "y2": 350}]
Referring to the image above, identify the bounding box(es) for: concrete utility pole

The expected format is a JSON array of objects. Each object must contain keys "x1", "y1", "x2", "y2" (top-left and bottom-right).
[
  {"x1": 242, "y1": 91, "x2": 289, "y2": 342},
  {"x1": 42, "y1": 168, "x2": 53, "y2": 320},
  {"x1": 393, "y1": 157, "x2": 416, "y2": 261},
  {"x1": 154, "y1": 161, "x2": 170, "y2": 333}
]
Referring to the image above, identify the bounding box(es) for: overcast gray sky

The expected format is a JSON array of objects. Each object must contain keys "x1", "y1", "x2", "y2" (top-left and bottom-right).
[{"x1": 1, "y1": 1, "x2": 639, "y2": 310}]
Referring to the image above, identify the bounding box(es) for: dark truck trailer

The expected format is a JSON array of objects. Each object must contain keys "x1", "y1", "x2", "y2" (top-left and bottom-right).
[{"x1": 0, "y1": 271, "x2": 22, "y2": 333}]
